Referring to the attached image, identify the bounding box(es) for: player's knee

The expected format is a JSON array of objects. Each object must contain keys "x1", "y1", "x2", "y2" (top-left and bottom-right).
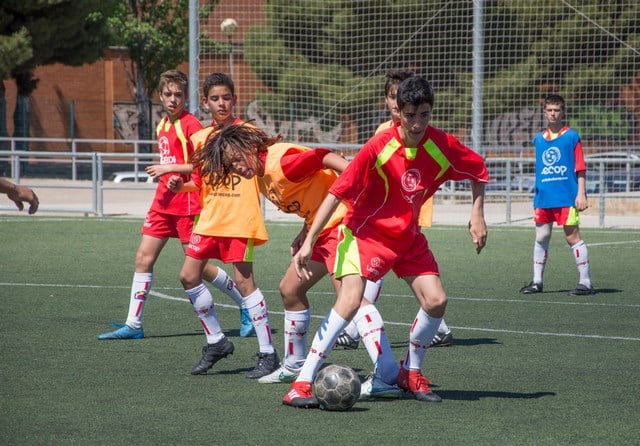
[{"x1": 192, "y1": 293, "x2": 213, "y2": 316}]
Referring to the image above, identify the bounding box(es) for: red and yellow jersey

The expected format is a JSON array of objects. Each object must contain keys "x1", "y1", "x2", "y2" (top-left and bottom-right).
[
  {"x1": 150, "y1": 111, "x2": 203, "y2": 215},
  {"x1": 259, "y1": 143, "x2": 346, "y2": 234},
  {"x1": 376, "y1": 119, "x2": 433, "y2": 227},
  {"x1": 189, "y1": 119, "x2": 268, "y2": 245},
  {"x1": 332, "y1": 123, "x2": 488, "y2": 250}
]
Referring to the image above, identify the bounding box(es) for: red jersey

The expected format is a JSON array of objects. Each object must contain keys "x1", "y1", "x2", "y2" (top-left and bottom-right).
[
  {"x1": 149, "y1": 111, "x2": 203, "y2": 215},
  {"x1": 331, "y1": 123, "x2": 488, "y2": 250}
]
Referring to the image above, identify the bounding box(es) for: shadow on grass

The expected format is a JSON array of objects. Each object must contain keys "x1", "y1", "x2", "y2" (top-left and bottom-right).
[
  {"x1": 389, "y1": 337, "x2": 501, "y2": 349},
  {"x1": 437, "y1": 390, "x2": 556, "y2": 401}
]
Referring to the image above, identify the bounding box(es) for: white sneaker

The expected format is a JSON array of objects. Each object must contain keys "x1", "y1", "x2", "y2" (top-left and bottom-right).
[
  {"x1": 359, "y1": 374, "x2": 403, "y2": 399},
  {"x1": 257, "y1": 364, "x2": 299, "y2": 384}
]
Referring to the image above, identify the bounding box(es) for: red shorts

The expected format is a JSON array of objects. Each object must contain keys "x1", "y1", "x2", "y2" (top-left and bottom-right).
[
  {"x1": 334, "y1": 225, "x2": 439, "y2": 282},
  {"x1": 310, "y1": 226, "x2": 340, "y2": 274},
  {"x1": 186, "y1": 233, "x2": 254, "y2": 263},
  {"x1": 534, "y1": 207, "x2": 580, "y2": 226},
  {"x1": 141, "y1": 209, "x2": 195, "y2": 243}
]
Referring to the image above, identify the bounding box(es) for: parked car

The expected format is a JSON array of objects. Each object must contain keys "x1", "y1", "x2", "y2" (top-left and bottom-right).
[
  {"x1": 584, "y1": 151, "x2": 640, "y2": 161},
  {"x1": 109, "y1": 171, "x2": 156, "y2": 183},
  {"x1": 605, "y1": 168, "x2": 640, "y2": 192}
]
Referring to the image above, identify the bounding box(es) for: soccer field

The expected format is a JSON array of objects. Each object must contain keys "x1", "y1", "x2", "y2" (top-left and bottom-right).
[{"x1": 1, "y1": 217, "x2": 639, "y2": 445}]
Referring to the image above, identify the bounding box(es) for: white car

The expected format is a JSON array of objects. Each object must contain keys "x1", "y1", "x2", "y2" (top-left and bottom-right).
[
  {"x1": 584, "y1": 151, "x2": 639, "y2": 160},
  {"x1": 109, "y1": 171, "x2": 156, "y2": 183}
]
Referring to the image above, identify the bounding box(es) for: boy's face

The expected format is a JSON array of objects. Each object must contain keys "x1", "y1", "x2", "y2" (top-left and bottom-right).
[
  {"x1": 385, "y1": 84, "x2": 401, "y2": 123},
  {"x1": 223, "y1": 147, "x2": 263, "y2": 179},
  {"x1": 399, "y1": 103, "x2": 433, "y2": 146},
  {"x1": 543, "y1": 103, "x2": 565, "y2": 127},
  {"x1": 159, "y1": 82, "x2": 186, "y2": 118},
  {"x1": 203, "y1": 85, "x2": 236, "y2": 125}
]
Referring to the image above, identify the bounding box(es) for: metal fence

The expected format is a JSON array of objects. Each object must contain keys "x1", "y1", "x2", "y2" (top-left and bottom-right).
[{"x1": 1, "y1": 137, "x2": 639, "y2": 227}]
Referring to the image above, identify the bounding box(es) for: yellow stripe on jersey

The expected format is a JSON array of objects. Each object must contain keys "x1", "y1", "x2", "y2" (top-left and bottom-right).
[
  {"x1": 422, "y1": 139, "x2": 450, "y2": 180},
  {"x1": 375, "y1": 138, "x2": 402, "y2": 203}
]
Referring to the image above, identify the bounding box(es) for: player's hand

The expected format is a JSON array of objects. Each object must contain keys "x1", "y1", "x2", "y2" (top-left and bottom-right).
[
  {"x1": 468, "y1": 217, "x2": 487, "y2": 254},
  {"x1": 292, "y1": 244, "x2": 313, "y2": 281},
  {"x1": 7, "y1": 185, "x2": 39, "y2": 214},
  {"x1": 167, "y1": 175, "x2": 183, "y2": 192},
  {"x1": 145, "y1": 164, "x2": 168, "y2": 178},
  {"x1": 575, "y1": 194, "x2": 589, "y2": 212}
]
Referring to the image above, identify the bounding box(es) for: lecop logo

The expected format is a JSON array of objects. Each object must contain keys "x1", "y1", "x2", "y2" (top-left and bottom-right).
[{"x1": 541, "y1": 147, "x2": 567, "y2": 175}]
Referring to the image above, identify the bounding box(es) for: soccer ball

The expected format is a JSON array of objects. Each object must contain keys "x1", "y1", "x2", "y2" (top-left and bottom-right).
[{"x1": 312, "y1": 364, "x2": 361, "y2": 411}]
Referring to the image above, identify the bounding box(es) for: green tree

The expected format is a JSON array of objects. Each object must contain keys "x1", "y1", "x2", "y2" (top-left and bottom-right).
[
  {"x1": 0, "y1": 0, "x2": 113, "y2": 149},
  {"x1": 107, "y1": 0, "x2": 215, "y2": 148}
]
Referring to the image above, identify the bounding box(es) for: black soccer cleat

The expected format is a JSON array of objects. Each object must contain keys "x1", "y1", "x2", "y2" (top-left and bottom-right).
[
  {"x1": 191, "y1": 337, "x2": 235, "y2": 375},
  {"x1": 568, "y1": 283, "x2": 595, "y2": 296},
  {"x1": 246, "y1": 351, "x2": 280, "y2": 379},
  {"x1": 520, "y1": 281, "x2": 543, "y2": 294}
]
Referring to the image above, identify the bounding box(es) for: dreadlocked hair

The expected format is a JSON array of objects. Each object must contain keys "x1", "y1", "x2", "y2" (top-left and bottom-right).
[{"x1": 193, "y1": 122, "x2": 282, "y2": 189}]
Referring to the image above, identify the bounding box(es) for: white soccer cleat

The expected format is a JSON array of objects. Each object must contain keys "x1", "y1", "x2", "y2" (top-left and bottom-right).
[
  {"x1": 258, "y1": 364, "x2": 299, "y2": 384},
  {"x1": 359, "y1": 374, "x2": 403, "y2": 400}
]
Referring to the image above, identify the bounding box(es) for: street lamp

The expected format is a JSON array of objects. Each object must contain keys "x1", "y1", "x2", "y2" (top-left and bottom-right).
[{"x1": 220, "y1": 18, "x2": 238, "y2": 82}]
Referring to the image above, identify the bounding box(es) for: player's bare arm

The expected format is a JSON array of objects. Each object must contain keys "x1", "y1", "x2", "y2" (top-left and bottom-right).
[
  {"x1": 290, "y1": 224, "x2": 308, "y2": 256},
  {"x1": 322, "y1": 151, "x2": 349, "y2": 173},
  {"x1": 293, "y1": 193, "x2": 341, "y2": 280},
  {"x1": 468, "y1": 180, "x2": 487, "y2": 254},
  {"x1": 146, "y1": 163, "x2": 194, "y2": 178},
  {"x1": 167, "y1": 175, "x2": 198, "y2": 193},
  {"x1": 575, "y1": 172, "x2": 588, "y2": 211}
]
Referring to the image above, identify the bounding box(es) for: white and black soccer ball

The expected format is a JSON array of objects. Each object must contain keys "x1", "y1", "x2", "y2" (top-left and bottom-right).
[{"x1": 312, "y1": 364, "x2": 361, "y2": 411}]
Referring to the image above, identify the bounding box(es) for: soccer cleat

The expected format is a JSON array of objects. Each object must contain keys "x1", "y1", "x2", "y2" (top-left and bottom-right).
[
  {"x1": 334, "y1": 331, "x2": 360, "y2": 350},
  {"x1": 191, "y1": 337, "x2": 235, "y2": 375},
  {"x1": 239, "y1": 308, "x2": 255, "y2": 337},
  {"x1": 282, "y1": 381, "x2": 319, "y2": 408},
  {"x1": 428, "y1": 330, "x2": 454, "y2": 348},
  {"x1": 359, "y1": 374, "x2": 403, "y2": 400},
  {"x1": 246, "y1": 351, "x2": 280, "y2": 379},
  {"x1": 519, "y1": 281, "x2": 543, "y2": 294},
  {"x1": 258, "y1": 364, "x2": 299, "y2": 384},
  {"x1": 97, "y1": 322, "x2": 144, "y2": 340},
  {"x1": 568, "y1": 283, "x2": 596, "y2": 296},
  {"x1": 397, "y1": 367, "x2": 442, "y2": 403}
]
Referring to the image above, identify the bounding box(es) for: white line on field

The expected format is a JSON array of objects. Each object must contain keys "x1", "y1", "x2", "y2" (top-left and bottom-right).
[{"x1": 2, "y1": 282, "x2": 637, "y2": 342}]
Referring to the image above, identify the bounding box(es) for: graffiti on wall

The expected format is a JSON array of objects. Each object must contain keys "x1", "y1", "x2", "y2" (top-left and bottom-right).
[
  {"x1": 485, "y1": 105, "x2": 636, "y2": 148},
  {"x1": 245, "y1": 100, "x2": 343, "y2": 143},
  {"x1": 113, "y1": 102, "x2": 164, "y2": 140}
]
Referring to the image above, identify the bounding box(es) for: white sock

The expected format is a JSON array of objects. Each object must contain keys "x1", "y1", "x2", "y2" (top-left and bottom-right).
[
  {"x1": 354, "y1": 305, "x2": 399, "y2": 384},
  {"x1": 283, "y1": 309, "x2": 310, "y2": 370},
  {"x1": 210, "y1": 267, "x2": 243, "y2": 308},
  {"x1": 344, "y1": 279, "x2": 384, "y2": 343},
  {"x1": 297, "y1": 309, "x2": 348, "y2": 383},
  {"x1": 438, "y1": 319, "x2": 450, "y2": 334},
  {"x1": 243, "y1": 288, "x2": 274, "y2": 354},
  {"x1": 402, "y1": 308, "x2": 441, "y2": 370},
  {"x1": 533, "y1": 241, "x2": 548, "y2": 284},
  {"x1": 186, "y1": 283, "x2": 224, "y2": 344},
  {"x1": 571, "y1": 240, "x2": 592, "y2": 287},
  {"x1": 363, "y1": 278, "x2": 383, "y2": 304},
  {"x1": 125, "y1": 272, "x2": 153, "y2": 330}
]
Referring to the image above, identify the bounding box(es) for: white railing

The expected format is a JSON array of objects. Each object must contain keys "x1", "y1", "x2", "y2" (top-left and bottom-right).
[{"x1": 1, "y1": 138, "x2": 638, "y2": 226}]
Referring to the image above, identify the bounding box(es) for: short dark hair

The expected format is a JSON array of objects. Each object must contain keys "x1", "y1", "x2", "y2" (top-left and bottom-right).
[
  {"x1": 543, "y1": 94, "x2": 565, "y2": 111},
  {"x1": 202, "y1": 73, "x2": 235, "y2": 97},
  {"x1": 396, "y1": 75, "x2": 434, "y2": 110}
]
